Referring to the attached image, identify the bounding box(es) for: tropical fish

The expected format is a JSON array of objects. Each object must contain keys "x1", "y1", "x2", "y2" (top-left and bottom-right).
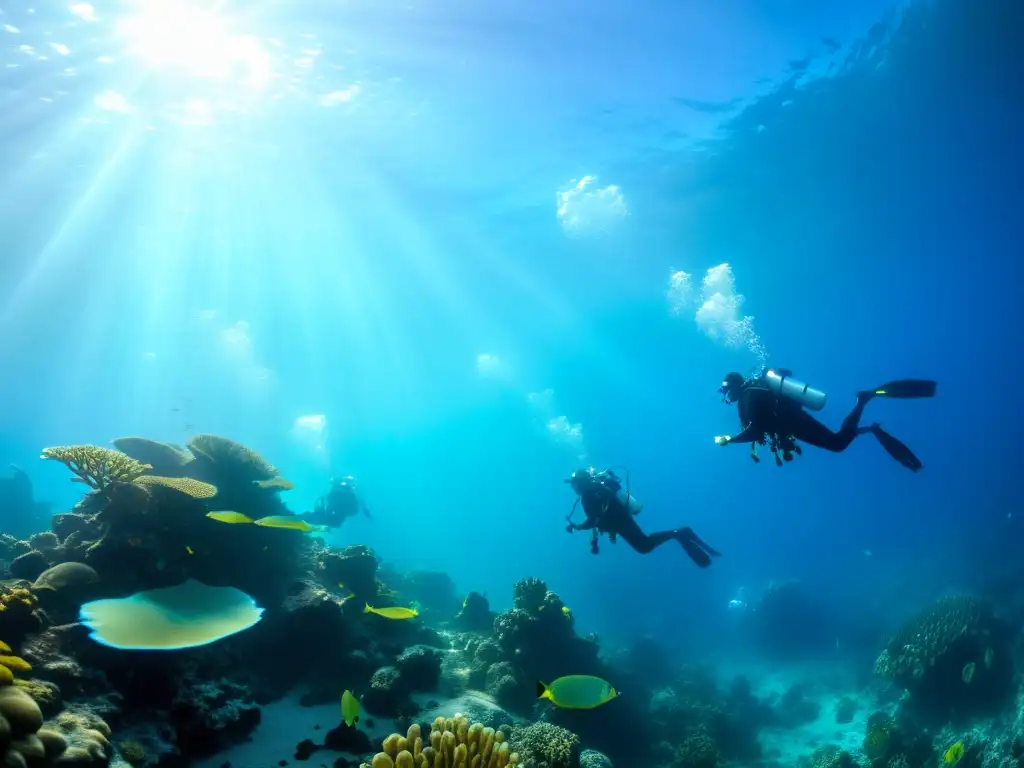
[
  {"x1": 341, "y1": 689, "x2": 360, "y2": 727},
  {"x1": 185, "y1": 546, "x2": 194, "y2": 555},
  {"x1": 364, "y1": 604, "x2": 418, "y2": 620},
  {"x1": 561, "y1": 606, "x2": 572, "y2": 618},
  {"x1": 944, "y1": 741, "x2": 964, "y2": 765},
  {"x1": 537, "y1": 675, "x2": 618, "y2": 710},
  {"x1": 206, "y1": 511, "x2": 253, "y2": 524},
  {"x1": 252, "y1": 516, "x2": 325, "y2": 533}
]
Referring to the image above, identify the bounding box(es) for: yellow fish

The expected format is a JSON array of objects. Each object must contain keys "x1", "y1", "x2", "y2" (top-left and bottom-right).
[
  {"x1": 340, "y1": 689, "x2": 360, "y2": 727},
  {"x1": 252, "y1": 516, "x2": 326, "y2": 533},
  {"x1": 185, "y1": 546, "x2": 194, "y2": 555},
  {"x1": 537, "y1": 675, "x2": 618, "y2": 710},
  {"x1": 944, "y1": 741, "x2": 964, "y2": 765},
  {"x1": 364, "y1": 603, "x2": 419, "y2": 620},
  {"x1": 562, "y1": 606, "x2": 571, "y2": 618},
  {"x1": 206, "y1": 511, "x2": 253, "y2": 524}
]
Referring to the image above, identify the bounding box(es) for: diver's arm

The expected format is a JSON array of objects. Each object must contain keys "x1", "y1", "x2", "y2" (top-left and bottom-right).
[{"x1": 725, "y1": 424, "x2": 761, "y2": 444}]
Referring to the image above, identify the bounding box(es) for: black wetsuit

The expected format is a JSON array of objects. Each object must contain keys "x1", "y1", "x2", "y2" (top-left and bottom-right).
[
  {"x1": 569, "y1": 481, "x2": 720, "y2": 567},
  {"x1": 730, "y1": 380, "x2": 870, "y2": 453},
  {"x1": 306, "y1": 483, "x2": 369, "y2": 528}
]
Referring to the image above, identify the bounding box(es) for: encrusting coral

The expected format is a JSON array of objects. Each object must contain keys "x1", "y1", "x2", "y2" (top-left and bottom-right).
[
  {"x1": 132, "y1": 475, "x2": 217, "y2": 499},
  {"x1": 364, "y1": 714, "x2": 521, "y2": 768}
]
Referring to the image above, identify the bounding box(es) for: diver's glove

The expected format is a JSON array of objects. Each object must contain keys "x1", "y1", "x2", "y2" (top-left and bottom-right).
[{"x1": 715, "y1": 435, "x2": 732, "y2": 446}]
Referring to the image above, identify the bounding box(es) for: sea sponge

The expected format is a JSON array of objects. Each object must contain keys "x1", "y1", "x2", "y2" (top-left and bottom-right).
[
  {"x1": 187, "y1": 435, "x2": 278, "y2": 480},
  {"x1": 41, "y1": 446, "x2": 151, "y2": 490},
  {"x1": 366, "y1": 715, "x2": 519, "y2": 768},
  {"x1": 132, "y1": 475, "x2": 218, "y2": 499},
  {"x1": 32, "y1": 563, "x2": 100, "y2": 593}
]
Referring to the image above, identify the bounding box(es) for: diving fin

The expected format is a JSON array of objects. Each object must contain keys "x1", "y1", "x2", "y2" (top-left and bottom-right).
[
  {"x1": 676, "y1": 527, "x2": 721, "y2": 567},
  {"x1": 870, "y1": 424, "x2": 923, "y2": 472},
  {"x1": 865, "y1": 379, "x2": 937, "y2": 399}
]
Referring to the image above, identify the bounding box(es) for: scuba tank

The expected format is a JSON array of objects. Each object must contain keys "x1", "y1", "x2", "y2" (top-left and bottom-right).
[
  {"x1": 763, "y1": 368, "x2": 827, "y2": 412},
  {"x1": 597, "y1": 469, "x2": 643, "y2": 516}
]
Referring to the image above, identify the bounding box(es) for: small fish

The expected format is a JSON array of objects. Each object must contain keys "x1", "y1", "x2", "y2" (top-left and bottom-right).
[
  {"x1": 252, "y1": 516, "x2": 326, "y2": 533},
  {"x1": 944, "y1": 741, "x2": 964, "y2": 765},
  {"x1": 561, "y1": 606, "x2": 571, "y2": 618},
  {"x1": 206, "y1": 511, "x2": 253, "y2": 524},
  {"x1": 537, "y1": 675, "x2": 618, "y2": 710},
  {"x1": 364, "y1": 603, "x2": 419, "y2": 620},
  {"x1": 338, "y1": 583, "x2": 345, "y2": 590},
  {"x1": 185, "y1": 546, "x2": 194, "y2": 555},
  {"x1": 340, "y1": 690, "x2": 360, "y2": 727}
]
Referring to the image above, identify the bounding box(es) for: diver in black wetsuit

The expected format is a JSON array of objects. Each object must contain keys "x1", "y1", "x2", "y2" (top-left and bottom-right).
[
  {"x1": 564, "y1": 468, "x2": 721, "y2": 567},
  {"x1": 306, "y1": 476, "x2": 371, "y2": 528},
  {"x1": 715, "y1": 369, "x2": 936, "y2": 471}
]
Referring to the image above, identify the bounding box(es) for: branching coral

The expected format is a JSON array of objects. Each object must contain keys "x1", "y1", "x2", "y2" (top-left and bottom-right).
[
  {"x1": 133, "y1": 475, "x2": 218, "y2": 499},
  {"x1": 366, "y1": 715, "x2": 520, "y2": 768},
  {"x1": 41, "y1": 446, "x2": 151, "y2": 490}
]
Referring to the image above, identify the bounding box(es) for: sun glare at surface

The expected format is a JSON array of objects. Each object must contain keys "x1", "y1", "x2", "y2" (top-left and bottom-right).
[{"x1": 116, "y1": 0, "x2": 271, "y2": 89}]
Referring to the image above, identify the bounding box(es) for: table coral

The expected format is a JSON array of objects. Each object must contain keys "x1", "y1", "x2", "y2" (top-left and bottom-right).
[{"x1": 41, "y1": 446, "x2": 151, "y2": 491}]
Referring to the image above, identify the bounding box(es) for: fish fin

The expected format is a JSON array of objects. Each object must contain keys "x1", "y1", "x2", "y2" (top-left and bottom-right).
[
  {"x1": 536, "y1": 681, "x2": 549, "y2": 699},
  {"x1": 364, "y1": 603, "x2": 372, "y2": 613}
]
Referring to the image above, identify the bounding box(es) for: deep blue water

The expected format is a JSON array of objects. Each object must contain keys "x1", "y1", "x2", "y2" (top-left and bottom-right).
[{"x1": 1, "y1": 0, "x2": 1022, "y2": 653}]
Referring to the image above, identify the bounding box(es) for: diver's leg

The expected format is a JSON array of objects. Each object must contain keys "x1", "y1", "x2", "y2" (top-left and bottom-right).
[
  {"x1": 788, "y1": 410, "x2": 861, "y2": 452},
  {"x1": 616, "y1": 517, "x2": 717, "y2": 567}
]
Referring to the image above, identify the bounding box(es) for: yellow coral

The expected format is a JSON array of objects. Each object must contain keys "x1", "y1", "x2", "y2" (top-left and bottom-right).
[
  {"x1": 0, "y1": 655, "x2": 31, "y2": 674},
  {"x1": 133, "y1": 475, "x2": 218, "y2": 499},
  {"x1": 187, "y1": 434, "x2": 278, "y2": 479},
  {"x1": 41, "y1": 445, "x2": 151, "y2": 490},
  {"x1": 0, "y1": 664, "x2": 12, "y2": 685},
  {"x1": 255, "y1": 477, "x2": 295, "y2": 490},
  {"x1": 367, "y1": 715, "x2": 518, "y2": 768}
]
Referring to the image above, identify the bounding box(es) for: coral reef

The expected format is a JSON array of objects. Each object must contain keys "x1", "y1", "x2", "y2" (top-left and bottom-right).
[
  {"x1": 365, "y1": 715, "x2": 519, "y2": 768},
  {"x1": 875, "y1": 595, "x2": 1013, "y2": 721}
]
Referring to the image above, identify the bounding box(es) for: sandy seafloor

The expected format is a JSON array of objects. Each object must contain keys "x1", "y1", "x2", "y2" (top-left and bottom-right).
[
  {"x1": 194, "y1": 662, "x2": 878, "y2": 768},
  {"x1": 193, "y1": 692, "x2": 425, "y2": 768}
]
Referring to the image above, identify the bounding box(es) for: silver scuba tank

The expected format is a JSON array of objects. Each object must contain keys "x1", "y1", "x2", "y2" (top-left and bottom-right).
[
  {"x1": 600, "y1": 470, "x2": 643, "y2": 515},
  {"x1": 764, "y1": 369, "x2": 827, "y2": 411},
  {"x1": 616, "y1": 486, "x2": 643, "y2": 516}
]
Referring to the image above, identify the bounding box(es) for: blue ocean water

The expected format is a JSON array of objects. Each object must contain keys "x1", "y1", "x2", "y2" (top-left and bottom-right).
[{"x1": 0, "y1": 0, "x2": 1021, "y2": 673}]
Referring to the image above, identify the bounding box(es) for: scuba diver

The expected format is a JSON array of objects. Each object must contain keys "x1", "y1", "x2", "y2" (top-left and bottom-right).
[
  {"x1": 715, "y1": 369, "x2": 936, "y2": 471},
  {"x1": 306, "y1": 476, "x2": 371, "y2": 528},
  {"x1": 564, "y1": 467, "x2": 721, "y2": 567}
]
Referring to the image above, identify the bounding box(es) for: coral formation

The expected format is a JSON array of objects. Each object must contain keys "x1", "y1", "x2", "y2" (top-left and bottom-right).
[
  {"x1": 509, "y1": 721, "x2": 579, "y2": 768},
  {"x1": 41, "y1": 446, "x2": 151, "y2": 491},
  {"x1": 875, "y1": 595, "x2": 1013, "y2": 720},
  {"x1": 365, "y1": 715, "x2": 519, "y2": 768}
]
